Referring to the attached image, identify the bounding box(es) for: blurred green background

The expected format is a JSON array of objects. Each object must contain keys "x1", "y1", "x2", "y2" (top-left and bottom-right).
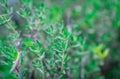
[{"x1": 0, "y1": 0, "x2": 120, "y2": 79}]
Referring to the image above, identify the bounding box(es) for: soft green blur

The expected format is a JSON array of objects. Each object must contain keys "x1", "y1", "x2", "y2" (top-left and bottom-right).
[{"x1": 0, "y1": 0, "x2": 120, "y2": 79}]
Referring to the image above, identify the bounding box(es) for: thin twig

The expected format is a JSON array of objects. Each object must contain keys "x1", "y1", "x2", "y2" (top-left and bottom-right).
[
  {"x1": 10, "y1": 39, "x2": 21, "y2": 73},
  {"x1": 81, "y1": 57, "x2": 86, "y2": 79},
  {"x1": 15, "y1": 68, "x2": 21, "y2": 79},
  {"x1": 63, "y1": 8, "x2": 72, "y2": 33}
]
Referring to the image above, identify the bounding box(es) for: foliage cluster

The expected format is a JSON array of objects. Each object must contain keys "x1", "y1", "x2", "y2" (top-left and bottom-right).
[{"x1": 0, "y1": 0, "x2": 120, "y2": 79}]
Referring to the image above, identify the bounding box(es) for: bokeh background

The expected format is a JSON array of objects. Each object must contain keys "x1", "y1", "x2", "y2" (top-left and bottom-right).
[{"x1": 0, "y1": 0, "x2": 120, "y2": 79}]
